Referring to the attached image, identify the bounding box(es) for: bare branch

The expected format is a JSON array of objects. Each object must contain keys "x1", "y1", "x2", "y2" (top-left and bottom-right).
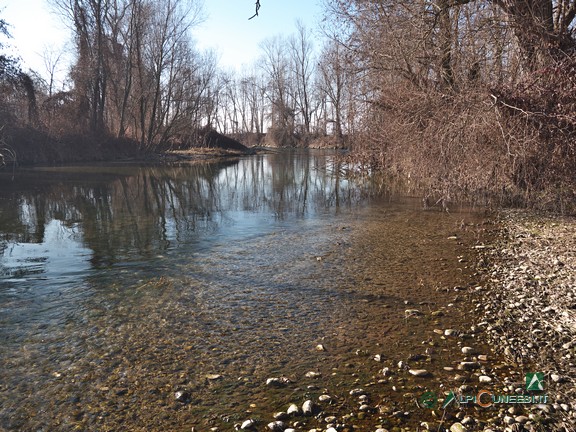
[{"x1": 248, "y1": 0, "x2": 260, "y2": 20}]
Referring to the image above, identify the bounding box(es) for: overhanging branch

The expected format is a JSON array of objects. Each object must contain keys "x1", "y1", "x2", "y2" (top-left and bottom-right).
[{"x1": 249, "y1": 0, "x2": 261, "y2": 20}]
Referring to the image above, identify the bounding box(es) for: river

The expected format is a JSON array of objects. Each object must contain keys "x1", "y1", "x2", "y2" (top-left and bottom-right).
[{"x1": 0, "y1": 150, "x2": 487, "y2": 431}]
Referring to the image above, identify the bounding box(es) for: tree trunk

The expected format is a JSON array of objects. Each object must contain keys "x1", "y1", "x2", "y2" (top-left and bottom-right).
[
  {"x1": 438, "y1": 0, "x2": 455, "y2": 88},
  {"x1": 494, "y1": 0, "x2": 564, "y2": 70}
]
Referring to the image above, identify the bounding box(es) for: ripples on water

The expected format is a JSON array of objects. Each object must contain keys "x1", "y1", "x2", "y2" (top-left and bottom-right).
[{"x1": 0, "y1": 151, "x2": 484, "y2": 430}]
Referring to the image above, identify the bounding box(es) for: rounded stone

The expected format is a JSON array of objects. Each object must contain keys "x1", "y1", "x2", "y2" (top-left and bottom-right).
[
  {"x1": 302, "y1": 400, "x2": 316, "y2": 416},
  {"x1": 273, "y1": 412, "x2": 289, "y2": 421},
  {"x1": 174, "y1": 390, "x2": 190, "y2": 403},
  {"x1": 267, "y1": 420, "x2": 286, "y2": 432},
  {"x1": 409, "y1": 369, "x2": 431, "y2": 377},
  {"x1": 449, "y1": 422, "x2": 468, "y2": 432},
  {"x1": 240, "y1": 419, "x2": 256, "y2": 430},
  {"x1": 287, "y1": 404, "x2": 300, "y2": 416}
]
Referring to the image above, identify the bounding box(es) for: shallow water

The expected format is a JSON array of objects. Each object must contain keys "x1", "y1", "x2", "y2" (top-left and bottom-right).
[{"x1": 0, "y1": 151, "x2": 486, "y2": 431}]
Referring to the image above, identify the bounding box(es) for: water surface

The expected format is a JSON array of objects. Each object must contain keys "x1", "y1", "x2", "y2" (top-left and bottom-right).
[{"x1": 0, "y1": 151, "x2": 485, "y2": 431}]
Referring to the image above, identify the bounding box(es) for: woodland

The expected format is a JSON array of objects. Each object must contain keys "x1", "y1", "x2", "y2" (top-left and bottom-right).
[{"x1": 1, "y1": 0, "x2": 576, "y2": 210}]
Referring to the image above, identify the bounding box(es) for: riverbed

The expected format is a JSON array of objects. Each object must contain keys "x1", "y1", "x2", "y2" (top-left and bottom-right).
[{"x1": 0, "y1": 151, "x2": 491, "y2": 431}]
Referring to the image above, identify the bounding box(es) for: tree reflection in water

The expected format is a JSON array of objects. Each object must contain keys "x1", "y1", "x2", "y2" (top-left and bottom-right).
[{"x1": 0, "y1": 150, "x2": 360, "y2": 278}]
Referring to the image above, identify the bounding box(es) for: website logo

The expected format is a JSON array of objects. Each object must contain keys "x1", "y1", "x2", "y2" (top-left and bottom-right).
[
  {"x1": 526, "y1": 372, "x2": 545, "y2": 391},
  {"x1": 419, "y1": 391, "x2": 438, "y2": 409},
  {"x1": 422, "y1": 373, "x2": 548, "y2": 411},
  {"x1": 442, "y1": 390, "x2": 457, "y2": 409}
]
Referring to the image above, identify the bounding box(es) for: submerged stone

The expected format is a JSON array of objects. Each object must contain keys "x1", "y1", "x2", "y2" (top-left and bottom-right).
[{"x1": 409, "y1": 369, "x2": 431, "y2": 377}]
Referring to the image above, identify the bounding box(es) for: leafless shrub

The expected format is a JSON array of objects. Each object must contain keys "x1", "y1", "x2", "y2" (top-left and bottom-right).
[
  {"x1": 0, "y1": 126, "x2": 16, "y2": 168},
  {"x1": 491, "y1": 55, "x2": 576, "y2": 212},
  {"x1": 351, "y1": 82, "x2": 516, "y2": 207}
]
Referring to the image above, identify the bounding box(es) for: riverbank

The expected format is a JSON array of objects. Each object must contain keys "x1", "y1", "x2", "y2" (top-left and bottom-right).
[
  {"x1": 474, "y1": 210, "x2": 576, "y2": 431},
  {"x1": 0, "y1": 125, "x2": 255, "y2": 166}
]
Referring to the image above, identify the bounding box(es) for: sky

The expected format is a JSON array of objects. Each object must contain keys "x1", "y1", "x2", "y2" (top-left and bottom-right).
[{"x1": 1, "y1": 0, "x2": 324, "y2": 81}]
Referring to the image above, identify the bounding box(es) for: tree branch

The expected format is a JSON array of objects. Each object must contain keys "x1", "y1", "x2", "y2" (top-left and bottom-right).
[{"x1": 249, "y1": 0, "x2": 261, "y2": 20}]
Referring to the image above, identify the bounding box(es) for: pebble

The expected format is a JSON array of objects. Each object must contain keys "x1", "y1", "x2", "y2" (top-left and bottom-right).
[
  {"x1": 405, "y1": 309, "x2": 423, "y2": 316},
  {"x1": 458, "y1": 361, "x2": 480, "y2": 370},
  {"x1": 266, "y1": 377, "x2": 290, "y2": 387},
  {"x1": 287, "y1": 404, "x2": 300, "y2": 416},
  {"x1": 240, "y1": 419, "x2": 256, "y2": 430},
  {"x1": 349, "y1": 388, "x2": 366, "y2": 396},
  {"x1": 267, "y1": 421, "x2": 286, "y2": 432},
  {"x1": 461, "y1": 346, "x2": 476, "y2": 355},
  {"x1": 318, "y1": 394, "x2": 332, "y2": 403},
  {"x1": 409, "y1": 369, "x2": 431, "y2": 377},
  {"x1": 205, "y1": 374, "x2": 222, "y2": 380},
  {"x1": 302, "y1": 400, "x2": 316, "y2": 416},
  {"x1": 273, "y1": 412, "x2": 289, "y2": 421},
  {"x1": 305, "y1": 371, "x2": 322, "y2": 379},
  {"x1": 503, "y1": 416, "x2": 515, "y2": 425},
  {"x1": 479, "y1": 375, "x2": 492, "y2": 383},
  {"x1": 174, "y1": 390, "x2": 190, "y2": 403},
  {"x1": 450, "y1": 422, "x2": 468, "y2": 432}
]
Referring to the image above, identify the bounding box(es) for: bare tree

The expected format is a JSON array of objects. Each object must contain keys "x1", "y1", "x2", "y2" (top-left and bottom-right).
[
  {"x1": 50, "y1": 0, "x2": 204, "y2": 149},
  {"x1": 260, "y1": 35, "x2": 297, "y2": 145},
  {"x1": 318, "y1": 41, "x2": 346, "y2": 139},
  {"x1": 288, "y1": 20, "x2": 316, "y2": 135}
]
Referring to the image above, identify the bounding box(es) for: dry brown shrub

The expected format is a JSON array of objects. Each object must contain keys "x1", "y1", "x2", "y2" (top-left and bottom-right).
[
  {"x1": 354, "y1": 83, "x2": 514, "y2": 207},
  {"x1": 490, "y1": 56, "x2": 576, "y2": 212},
  {"x1": 263, "y1": 127, "x2": 299, "y2": 148},
  {"x1": 351, "y1": 63, "x2": 576, "y2": 213}
]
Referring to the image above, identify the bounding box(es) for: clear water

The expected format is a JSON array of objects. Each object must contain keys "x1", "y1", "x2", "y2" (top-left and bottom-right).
[{"x1": 0, "y1": 151, "x2": 485, "y2": 431}]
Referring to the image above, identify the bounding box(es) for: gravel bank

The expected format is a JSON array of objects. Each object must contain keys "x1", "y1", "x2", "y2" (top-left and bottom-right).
[{"x1": 476, "y1": 210, "x2": 576, "y2": 431}]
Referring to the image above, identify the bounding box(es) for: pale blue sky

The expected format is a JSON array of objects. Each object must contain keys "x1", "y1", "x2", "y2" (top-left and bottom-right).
[
  {"x1": 1, "y1": 0, "x2": 324, "y2": 79},
  {"x1": 196, "y1": 0, "x2": 324, "y2": 70}
]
